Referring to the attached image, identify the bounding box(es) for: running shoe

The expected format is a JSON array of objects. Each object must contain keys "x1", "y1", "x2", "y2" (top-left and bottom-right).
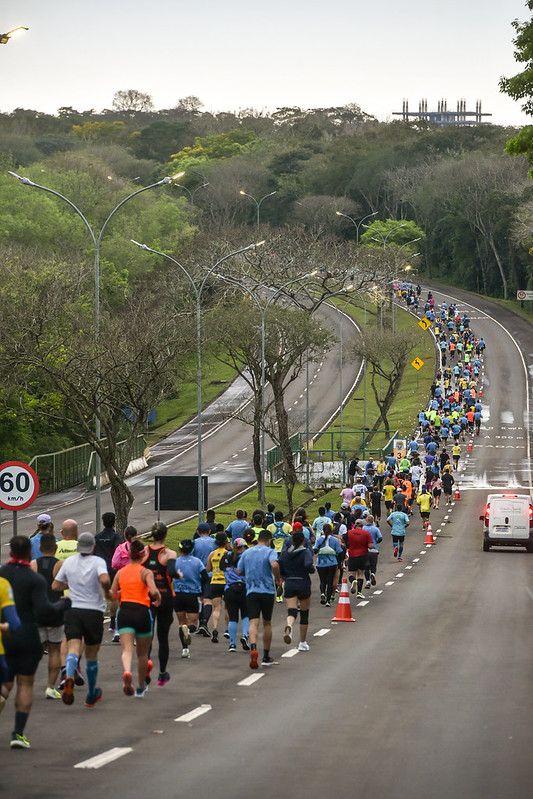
[
  {"x1": 223, "y1": 630, "x2": 230, "y2": 639},
  {"x1": 240, "y1": 635, "x2": 250, "y2": 651},
  {"x1": 228, "y1": 644, "x2": 237, "y2": 652},
  {"x1": 61, "y1": 676, "x2": 75, "y2": 706},
  {"x1": 298, "y1": 641, "x2": 310, "y2": 652},
  {"x1": 249, "y1": 650, "x2": 259, "y2": 669},
  {"x1": 157, "y1": 671, "x2": 170, "y2": 686},
  {"x1": 134, "y1": 687, "x2": 147, "y2": 699},
  {"x1": 84, "y1": 688, "x2": 103, "y2": 708},
  {"x1": 123, "y1": 672, "x2": 134, "y2": 697},
  {"x1": 211, "y1": 629, "x2": 219, "y2": 644},
  {"x1": 45, "y1": 687, "x2": 62, "y2": 700},
  {"x1": 325, "y1": 601, "x2": 331, "y2": 607},
  {"x1": 283, "y1": 625, "x2": 292, "y2": 644},
  {"x1": 393, "y1": 546, "x2": 398, "y2": 558},
  {"x1": 112, "y1": 632, "x2": 120, "y2": 643},
  {"x1": 196, "y1": 624, "x2": 210, "y2": 638},
  {"x1": 370, "y1": 573, "x2": 377, "y2": 586},
  {"x1": 74, "y1": 666, "x2": 85, "y2": 687},
  {"x1": 320, "y1": 592, "x2": 326, "y2": 605},
  {"x1": 261, "y1": 656, "x2": 276, "y2": 667},
  {"x1": 181, "y1": 648, "x2": 190, "y2": 659},
  {"x1": 356, "y1": 592, "x2": 365, "y2": 599},
  {"x1": 350, "y1": 579, "x2": 358, "y2": 594},
  {"x1": 181, "y1": 624, "x2": 191, "y2": 647},
  {"x1": 144, "y1": 659, "x2": 153, "y2": 686},
  {"x1": 365, "y1": 581, "x2": 371, "y2": 589},
  {"x1": 10, "y1": 733, "x2": 31, "y2": 749},
  {"x1": 398, "y1": 557, "x2": 403, "y2": 562}
]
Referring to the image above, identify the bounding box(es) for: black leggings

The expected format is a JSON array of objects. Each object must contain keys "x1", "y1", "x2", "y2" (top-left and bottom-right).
[
  {"x1": 317, "y1": 565, "x2": 337, "y2": 599},
  {"x1": 150, "y1": 594, "x2": 174, "y2": 673},
  {"x1": 224, "y1": 583, "x2": 248, "y2": 622}
]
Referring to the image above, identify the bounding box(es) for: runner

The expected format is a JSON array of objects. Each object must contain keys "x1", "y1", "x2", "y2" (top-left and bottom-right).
[
  {"x1": 279, "y1": 529, "x2": 315, "y2": 651},
  {"x1": 386, "y1": 507, "x2": 410, "y2": 562},
  {"x1": 314, "y1": 523, "x2": 342, "y2": 606},
  {"x1": 205, "y1": 532, "x2": 230, "y2": 644},
  {"x1": 0, "y1": 576, "x2": 21, "y2": 722},
  {"x1": 345, "y1": 519, "x2": 373, "y2": 598},
  {"x1": 142, "y1": 522, "x2": 177, "y2": 687},
  {"x1": 416, "y1": 486, "x2": 432, "y2": 529},
  {"x1": 110, "y1": 538, "x2": 161, "y2": 698},
  {"x1": 29, "y1": 532, "x2": 64, "y2": 699},
  {"x1": 167, "y1": 539, "x2": 206, "y2": 659},
  {"x1": 237, "y1": 529, "x2": 281, "y2": 669},
  {"x1": 51, "y1": 532, "x2": 110, "y2": 708},
  {"x1": 95, "y1": 512, "x2": 122, "y2": 641},
  {"x1": 1, "y1": 536, "x2": 70, "y2": 748},
  {"x1": 441, "y1": 466, "x2": 455, "y2": 505},
  {"x1": 362, "y1": 515, "x2": 383, "y2": 588},
  {"x1": 452, "y1": 442, "x2": 461, "y2": 470},
  {"x1": 192, "y1": 523, "x2": 216, "y2": 637},
  {"x1": 220, "y1": 539, "x2": 250, "y2": 652}
]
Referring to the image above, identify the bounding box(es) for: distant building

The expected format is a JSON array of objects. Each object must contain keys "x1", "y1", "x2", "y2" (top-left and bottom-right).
[{"x1": 393, "y1": 99, "x2": 491, "y2": 127}]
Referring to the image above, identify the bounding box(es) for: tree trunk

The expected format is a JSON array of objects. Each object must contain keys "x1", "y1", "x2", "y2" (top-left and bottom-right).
[
  {"x1": 487, "y1": 233, "x2": 508, "y2": 300},
  {"x1": 252, "y1": 392, "x2": 262, "y2": 501},
  {"x1": 272, "y1": 373, "x2": 297, "y2": 515},
  {"x1": 108, "y1": 469, "x2": 135, "y2": 538}
]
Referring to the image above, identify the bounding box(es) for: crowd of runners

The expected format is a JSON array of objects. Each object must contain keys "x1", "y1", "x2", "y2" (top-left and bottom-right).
[{"x1": 0, "y1": 291, "x2": 485, "y2": 750}]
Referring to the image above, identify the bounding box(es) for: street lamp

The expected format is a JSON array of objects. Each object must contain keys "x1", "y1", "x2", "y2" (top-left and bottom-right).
[
  {"x1": 9, "y1": 170, "x2": 183, "y2": 525},
  {"x1": 131, "y1": 240, "x2": 265, "y2": 520},
  {"x1": 239, "y1": 190, "x2": 277, "y2": 226},
  {"x1": 174, "y1": 181, "x2": 209, "y2": 205},
  {"x1": 0, "y1": 27, "x2": 28, "y2": 45},
  {"x1": 335, "y1": 210, "x2": 378, "y2": 245}
]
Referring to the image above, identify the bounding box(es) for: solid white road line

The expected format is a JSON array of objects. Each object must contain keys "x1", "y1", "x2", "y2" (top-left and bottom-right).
[
  {"x1": 238, "y1": 674, "x2": 264, "y2": 687},
  {"x1": 313, "y1": 628, "x2": 331, "y2": 637},
  {"x1": 175, "y1": 704, "x2": 212, "y2": 722},
  {"x1": 74, "y1": 747, "x2": 133, "y2": 769}
]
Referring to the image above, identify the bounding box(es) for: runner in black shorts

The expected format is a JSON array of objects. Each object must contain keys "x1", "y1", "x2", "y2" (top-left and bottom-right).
[
  {"x1": 220, "y1": 539, "x2": 250, "y2": 652},
  {"x1": 142, "y1": 522, "x2": 177, "y2": 686},
  {"x1": 278, "y1": 530, "x2": 315, "y2": 652},
  {"x1": 0, "y1": 536, "x2": 70, "y2": 749},
  {"x1": 167, "y1": 539, "x2": 208, "y2": 659}
]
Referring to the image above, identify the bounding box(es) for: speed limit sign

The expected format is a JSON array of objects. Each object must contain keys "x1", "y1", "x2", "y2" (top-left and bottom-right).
[{"x1": 0, "y1": 461, "x2": 40, "y2": 511}]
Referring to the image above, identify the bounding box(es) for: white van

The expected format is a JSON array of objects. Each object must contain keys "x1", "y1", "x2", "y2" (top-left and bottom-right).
[{"x1": 479, "y1": 493, "x2": 533, "y2": 552}]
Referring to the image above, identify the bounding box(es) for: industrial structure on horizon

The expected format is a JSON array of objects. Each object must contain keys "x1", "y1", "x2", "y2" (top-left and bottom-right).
[{"x1": 394, "y1": 99, "x2": 491, "y2": 126}]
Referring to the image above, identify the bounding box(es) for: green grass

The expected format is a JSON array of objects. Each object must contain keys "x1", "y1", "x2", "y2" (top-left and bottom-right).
[{"x1": 145, "y1": 355, "x2": 238, "y2": 445}]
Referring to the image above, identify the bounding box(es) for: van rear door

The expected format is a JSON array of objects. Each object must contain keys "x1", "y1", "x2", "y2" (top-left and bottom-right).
[{"x1": 488, "y1": 496, "x2": 529, "y2": 541}]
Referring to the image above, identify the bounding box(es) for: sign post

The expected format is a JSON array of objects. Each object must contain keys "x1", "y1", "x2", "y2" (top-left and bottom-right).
[{"x1": 0, "y1": 461, "x2": 40, "y2": 542}]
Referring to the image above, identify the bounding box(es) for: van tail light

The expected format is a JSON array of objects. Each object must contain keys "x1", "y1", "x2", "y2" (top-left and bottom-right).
[
  {"x1": 484, "y1": 505, "x2": 490, "y2": 527},
  {"x1": 529, "y1": 505, "x2": 533, "y2": 529}
]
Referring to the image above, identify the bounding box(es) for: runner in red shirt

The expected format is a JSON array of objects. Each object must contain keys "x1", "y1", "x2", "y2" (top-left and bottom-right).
[{"x1": 343, "y1": 520, "x2": 373, "y2": 599}]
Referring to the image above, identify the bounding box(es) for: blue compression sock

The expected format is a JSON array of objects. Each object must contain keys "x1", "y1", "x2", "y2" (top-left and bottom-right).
[
  {"x1": 65, "y1": 652, "x2": 78, "y2": 679},
  {"x1": 242, "y1": 617, "x2": 250, "y2": 638},
  {"x1": 228, "y1": 620, "x2": 238, "y2": 646},
  {"x1": 86, "y1": 661, "x2": 98, "y2": 696}
]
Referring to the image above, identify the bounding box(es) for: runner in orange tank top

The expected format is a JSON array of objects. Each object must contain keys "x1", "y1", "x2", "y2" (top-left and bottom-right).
[{"x1": 111, "y1": 539, "x2": 160, "y2": 699}]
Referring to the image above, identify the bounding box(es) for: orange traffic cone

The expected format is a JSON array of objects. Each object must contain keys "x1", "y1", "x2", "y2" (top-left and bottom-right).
[
  {"x1": 424, "y1": 523, "x2": 434, "y2": 546},
  {"x1": 331, "y1": 578, "x2": 356, "y2": 622},
  {"x1": 468, "y1": 440, "x2": 473, "y2": 451},
  {"x1": 454, "y1": 485, "x2": 461, "y2": 500}
]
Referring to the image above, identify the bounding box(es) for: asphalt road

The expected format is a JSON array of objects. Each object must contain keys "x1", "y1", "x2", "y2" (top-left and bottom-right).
[{"x1": 0, "y1": 286, "x2": 531, "y2": 798}]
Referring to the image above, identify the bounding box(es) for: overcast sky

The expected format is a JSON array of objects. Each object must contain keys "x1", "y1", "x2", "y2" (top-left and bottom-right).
[{"x1": 1, "y1": 0, "x2": 530, "y2": 126}]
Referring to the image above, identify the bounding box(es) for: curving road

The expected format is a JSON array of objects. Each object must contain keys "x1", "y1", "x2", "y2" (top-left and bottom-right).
[{"x1": 1, "y1": 286, "x2": 531, "y2": 799}]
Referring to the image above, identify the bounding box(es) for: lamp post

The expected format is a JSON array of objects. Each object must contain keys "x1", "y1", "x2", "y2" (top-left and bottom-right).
[
  {"x1": 0, "y1": 26, "x2": 28, "y2": 45},
  {"x1": 9, "y1": 170, "x2": 183, "y2": 525},
  {"x1": 174, "y1": 181, "x2": 209, "y2": 205},
  {"x1": 131, "y1": 240, "x2": 264, "y2": 520},
  {"x1": 335, "y1": 210, "x2": 378, "y2": 245},
  {"x1": 239, "y1": 190, "x2": 277, "y2": 226}
]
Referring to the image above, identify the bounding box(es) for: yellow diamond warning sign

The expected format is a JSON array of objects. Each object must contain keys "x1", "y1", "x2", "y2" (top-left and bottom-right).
[
  {"x1": 418, "y1": 317, "x2": 431, "y2": 330},
  {"x1": 411, "y1": 357, "x2": 424, "y2": 371}
]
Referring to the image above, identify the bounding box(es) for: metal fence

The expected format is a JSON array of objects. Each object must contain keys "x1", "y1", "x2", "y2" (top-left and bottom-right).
[{"x1": 29, "y1": 435, "x2": 146, "y2": 493}]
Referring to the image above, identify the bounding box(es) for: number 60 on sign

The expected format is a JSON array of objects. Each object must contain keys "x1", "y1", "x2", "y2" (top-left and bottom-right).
[{"x1": 0, "y1": 461, "x2": 40, "y2": 511}]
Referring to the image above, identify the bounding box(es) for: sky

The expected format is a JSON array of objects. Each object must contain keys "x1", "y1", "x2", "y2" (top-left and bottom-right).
[{"x1": 1, "y1": 0, "x2": 531, "y2": 127}]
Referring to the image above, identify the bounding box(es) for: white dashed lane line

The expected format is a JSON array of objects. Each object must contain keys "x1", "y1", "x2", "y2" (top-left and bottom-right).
[
  {"x1": 238, "y1": 674, "x2": 264, "y2": 687},
  {"x1": 175, "y1": 704, "x2": 212, "y2": 723},
  {"x1": 74, "y1": 747, "x2": 133, "y2": 769},
  {"x1": 357, "y1": 600, "x2": 370, "y2": 607},
  {"x1": 313, "y1": 628, "x2": 331, "y2": 637},
  {"x1": 281, "y1": 648, "x2": 299, "y2": 658},
  {"x1": 385, "y1": 581, "x2": 395, "y2": 586}
]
